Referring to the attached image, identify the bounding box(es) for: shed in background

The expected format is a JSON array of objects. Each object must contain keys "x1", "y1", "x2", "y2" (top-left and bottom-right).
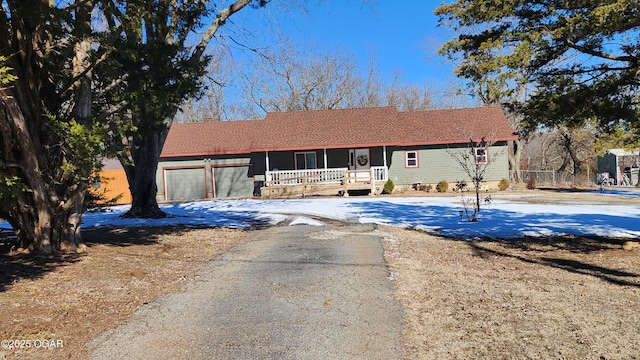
[
  {"x1": 90, "y1": 159, "x2": 132, "y2": 204},
  {"x1": 597, "y1": 149, "x2": 640, "y2": 186}
]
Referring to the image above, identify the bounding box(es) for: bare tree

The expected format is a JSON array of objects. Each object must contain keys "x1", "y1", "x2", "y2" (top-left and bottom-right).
[
  {"x1": 243, "y1": 43, "x2": 364, "y2": 113},
  {"x1": 356, "y1": 54, "x2": 385, "y2": 108},
  {"x1": 240, "y1": 41, "x2": 451, "y2": 115},
  {"x1": 448, "y1": 133, "x2": 503, "y2": 222},
  {"x1": 179, "y1": 38, "x2": 455, "y2": 123},
  {"x1": 385, "y1": 73, "x2": 436, "y2": 112},
  {"x1": 521, "y1": 126, "x2": 597, "y2": 184},
  {"x1": 176, "y1": 49, "x2": 245, "y2": 122}
]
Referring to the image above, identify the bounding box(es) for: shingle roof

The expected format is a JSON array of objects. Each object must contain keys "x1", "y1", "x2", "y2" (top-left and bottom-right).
[
  {"x1": 161, "y1": 106, "x2": 517, "y2": 157},
  {"x1": 257, "y1": 106, "x2": 399, "y2": 150},
  {"x1": 395, "y1": 107, "x2": 518, "y2": 145},
  {"x1": 161, "y1": 119, "x2": 263, "y2": 156}
]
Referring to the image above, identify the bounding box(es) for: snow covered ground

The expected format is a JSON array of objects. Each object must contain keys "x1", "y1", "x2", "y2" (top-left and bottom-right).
[{"x1": 76, "y1": 191, "x2": 640, "y2": 239}]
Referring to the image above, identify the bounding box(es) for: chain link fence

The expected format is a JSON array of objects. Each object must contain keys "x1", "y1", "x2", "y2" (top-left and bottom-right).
[{"x1": 511, "y1": 170, "x2": 556, "y2": 185}]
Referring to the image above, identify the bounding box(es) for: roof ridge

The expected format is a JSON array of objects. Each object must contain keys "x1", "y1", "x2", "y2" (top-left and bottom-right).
[
  {"x1": 172, "y1": 118, "x2": 264, "y2": 126},
  {"x1": 265, "y1": 105, "x2": 397, "y2": 117}
]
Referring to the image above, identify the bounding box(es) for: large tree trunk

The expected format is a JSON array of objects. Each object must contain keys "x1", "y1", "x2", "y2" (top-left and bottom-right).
[
  {"x1": 0, "y1": 89, "x2": 86, "y2": 253},
  {"x1": 121, "y1": 125, "x2": 169, "y2": 218},
  {"x1": 558, "y1": 129, "x2": 582, "y2": 183},
  {"x1": 111, "y1": 0, "x2": 263, "y2": 219},
  {"x1": 508, "y1": 139, "x2": 523, "y2": 183},
  {"x1": 0, "y1": 0, "x2": 102, "y2": 254}
]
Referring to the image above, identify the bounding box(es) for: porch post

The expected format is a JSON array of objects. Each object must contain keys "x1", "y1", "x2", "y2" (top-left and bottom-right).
[
  {"x1": 265, "y1": 151, "x2": 271, "y2": 182},
  {"x1": 383, "y1": 146, "x2": 389, "y2": 182},
  {"x1": 616, "y1": 154, "x2": 621, "y2": 185},
  {"x1": 371, "y1": 168, "x2": 375, "y2": 195},
  {"x1": 323, "y1": 148, "x2": 328, "y2": 169},
  {"x1": 383, "y1": 146, "x2": 387, "y2": 167}
]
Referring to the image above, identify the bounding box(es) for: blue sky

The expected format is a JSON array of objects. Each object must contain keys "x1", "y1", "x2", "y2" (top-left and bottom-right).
[
  {"x1": 278, "y1": 1, "x2": 457, "y2": 85},
  {"x1": 231, "y1": 1, "x2": 464, "y2": 94}
]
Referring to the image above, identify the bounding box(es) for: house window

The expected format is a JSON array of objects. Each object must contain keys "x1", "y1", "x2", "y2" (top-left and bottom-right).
[
  {"x1": 474, "y1": 147, "x2": 488, "y2": 164},
  {"x1": 295, "y1": 152, "x2": 317, "y2": 170},
  {"x1": 405, "y1": 151, "x2": 418, "y2": 168}
]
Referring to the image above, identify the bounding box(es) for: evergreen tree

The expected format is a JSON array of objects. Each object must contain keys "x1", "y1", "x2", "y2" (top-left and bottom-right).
[
  {"x1": 98, "y1": 0, "x2": 270, "y2": 218},
  {"x1": 436, "y1": 1, "x2": 640, "y2": 137},
  {"x1": 0, "y1": 2, "x2": 122, "y2": 252}
]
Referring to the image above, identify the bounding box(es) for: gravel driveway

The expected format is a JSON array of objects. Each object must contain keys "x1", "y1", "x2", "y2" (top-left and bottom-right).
[{"x1": 87, "y1": 222, "x2": 404, "y2": 359}]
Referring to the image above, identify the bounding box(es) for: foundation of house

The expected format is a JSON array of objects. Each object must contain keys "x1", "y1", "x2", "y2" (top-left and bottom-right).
[{"x1": 261, "y1": 181, "x2": 383, "y2": 198}]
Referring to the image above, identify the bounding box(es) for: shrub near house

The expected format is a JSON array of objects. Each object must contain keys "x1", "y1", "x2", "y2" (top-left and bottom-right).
[
  {"x1": 436, "y1": 180, "x2": 449, "y2": 193},
  {"x1": 498, "y1": 178, "x2": 509, "y2": 191}
]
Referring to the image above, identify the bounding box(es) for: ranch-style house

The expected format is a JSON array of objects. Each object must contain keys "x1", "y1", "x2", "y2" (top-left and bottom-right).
[{"x1": 157, "y1": 106, "x2": 518, "y2": 201}]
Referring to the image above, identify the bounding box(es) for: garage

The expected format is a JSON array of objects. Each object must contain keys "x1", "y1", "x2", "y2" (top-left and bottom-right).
[
  {"x1": 213, "y1": 166, "x2": 254, "y2": 198},
  {"x1": 164, "y1": 167, "x2": 207, "y2": 201}
]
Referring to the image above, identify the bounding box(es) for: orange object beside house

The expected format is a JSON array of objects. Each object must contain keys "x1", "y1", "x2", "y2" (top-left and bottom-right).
[{"x1": 90, "y1": 159, "x2": 132, "y2": 205}]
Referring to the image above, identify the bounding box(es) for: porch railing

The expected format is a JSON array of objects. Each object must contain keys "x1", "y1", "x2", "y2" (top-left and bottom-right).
[
  {"x1": 371, "y1": 166, "x2": 388, "y2": 182},
  {"x1": 266, "y1": 168, "x2": 347, "y2": 186},
  {"x1": 265, "y1": 166, "x2": 388, "y2": 187}
]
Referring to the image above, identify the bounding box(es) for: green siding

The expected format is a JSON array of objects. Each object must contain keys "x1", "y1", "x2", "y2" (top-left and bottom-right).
[
  {"x1": 158, "y1": 155, "x2": 257, "y2": 200},
  {"x1": 387, "y1": 143, "x2": 509, "y2": 185},
  {"x1": 387, "y1": 147, "x2": 424, "y2": 184},
  {"x1": 157, "y1": 143, "x2": 510, "y2": 200},
  {"x1": 209, "y1": 155, "x2": 251, "y2": 166}
]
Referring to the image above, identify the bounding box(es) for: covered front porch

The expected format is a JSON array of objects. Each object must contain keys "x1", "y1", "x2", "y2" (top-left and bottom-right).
[
  {"x1": 260, "y1": 147, "x2": 389, "y2": 198},
  {"x1": 262, "y1": 167, "x2": 388, "y2": 198}
]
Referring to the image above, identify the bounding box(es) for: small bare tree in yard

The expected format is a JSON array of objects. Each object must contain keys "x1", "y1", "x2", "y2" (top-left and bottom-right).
[{"x1": 448, "y1": 135, "x2": 502, "y2": 222}]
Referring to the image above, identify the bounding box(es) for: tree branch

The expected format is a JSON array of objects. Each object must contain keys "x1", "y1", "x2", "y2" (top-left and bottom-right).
[
  {"x1": 165, "y1": 0, "x2": 181, "y2": 43},
  {"x1": 96, "y1": 99, "x2": 129, "y2": 121},
  {"x1": 59, "y1": 48, "x2": 113, "y2": 105},
  {"x1": 190, "y1": 0, "x2": 254, "y2": 64},
  {"x1": 103, "y1": 0, "x2": 125, "y2": 25},
  {"x1": 564, "y1": 39, "x2": 637, "y2": 63},
  {"x1": 95, "y1": 72, "x2": 129, "y2": 99}
]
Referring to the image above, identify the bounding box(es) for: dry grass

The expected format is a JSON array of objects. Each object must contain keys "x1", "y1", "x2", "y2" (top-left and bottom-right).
[
  {"x1": 0, "y1": 226, "x2": 251, "y2": 360},
  {"x1": 380, "y1": 226, "x2": 640, "y2": 359}
]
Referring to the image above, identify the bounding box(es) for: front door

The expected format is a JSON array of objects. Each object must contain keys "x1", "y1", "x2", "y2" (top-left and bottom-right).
[{"x1": 349, "y1": 148, "x2": 370, "y2": 181}]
